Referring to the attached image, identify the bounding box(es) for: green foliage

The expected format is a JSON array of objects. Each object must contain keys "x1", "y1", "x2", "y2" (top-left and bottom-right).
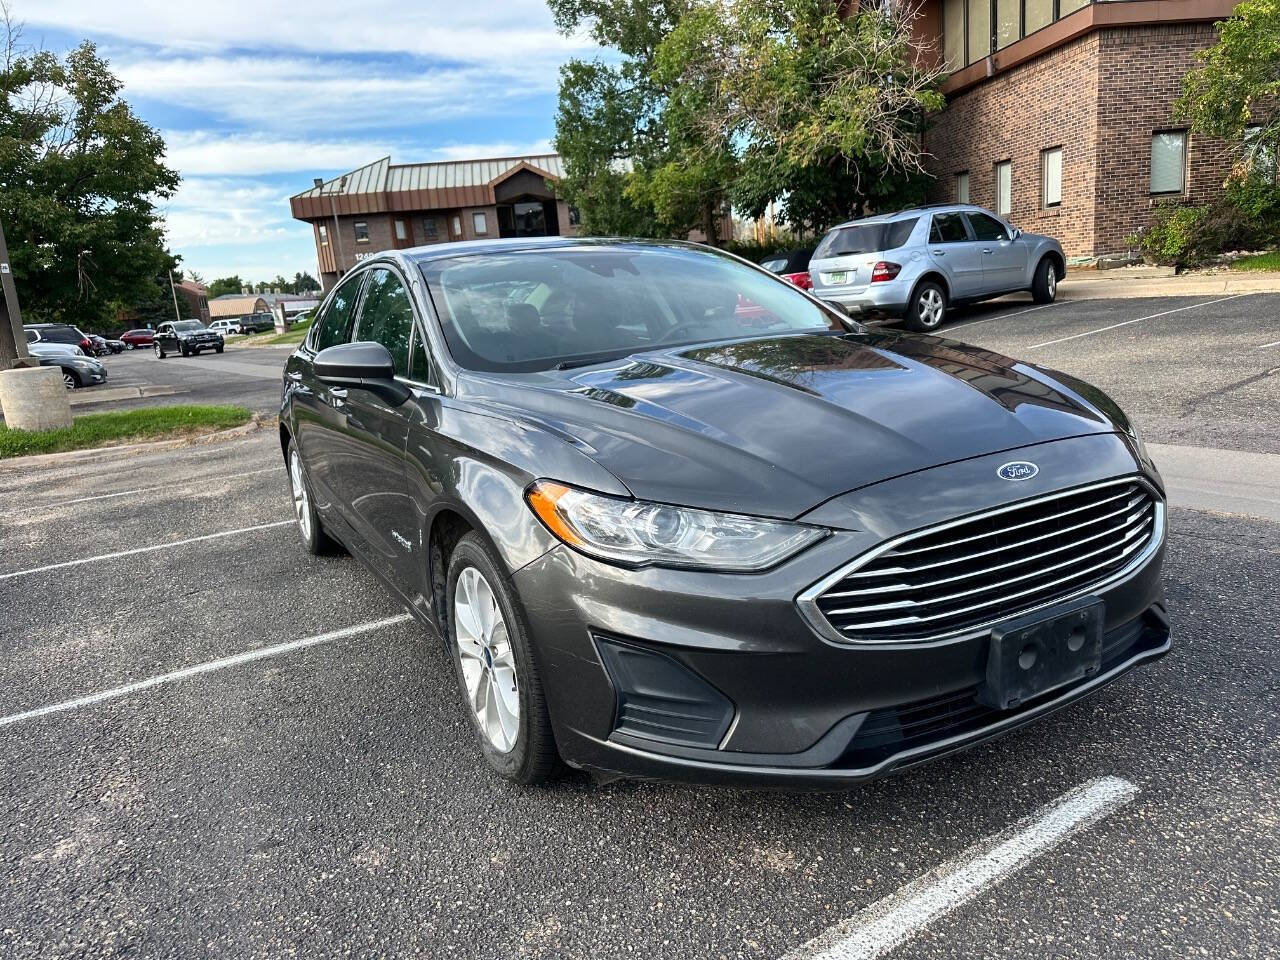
[
  {"x1": 207, "y1": 276, "x2": 245, "y2": 299},
  {"x1": 1176, "y1": 0, "x2": 1280, "y2": 172},
  {"x1": 550, "y1": 0, "x2": 939, "y2": 240},
  {"x1": 1127, "y1": 198, "x2": 1271, "y2": 269},
  {"x1": 129, "y1": 272, "x2": 194, "y2": 328},
  {"x1": 292, "y1": 271, "x2": 320, "y2": 293},
  {"x1": 0, "y1": 405, "x2": 252, "y2": 458},
  {"x1": 0, "y1": 39, "x2": 180, "y2": 326}
]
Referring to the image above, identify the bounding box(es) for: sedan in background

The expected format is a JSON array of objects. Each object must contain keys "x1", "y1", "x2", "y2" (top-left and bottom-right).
[
  {"x1": 760, "y1": 247, "x2": 814, "y2": 290},
  {"x1": 120, "y1": 328, "x2": 155, "y2": 349},
  {"x1": 86, "y1": 334, "x2": 114, "y2": 357},
  {"x1": 152, "y1": 320, "x2": 224, "y2": 358},
  {"x1": 280, "y1": 237, "x2": 1167, "y2": 788},
  {"x1": 28, "y1": 342, "x2": 108, "y2": 389},
  {"x1": 809, "y1": 204, "x2": 1065, "y2": 331}
]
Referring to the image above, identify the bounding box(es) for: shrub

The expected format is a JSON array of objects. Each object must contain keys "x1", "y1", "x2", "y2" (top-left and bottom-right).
[{"x1": 1128, "y1": 194, "x2": 1272, "y2": 270}]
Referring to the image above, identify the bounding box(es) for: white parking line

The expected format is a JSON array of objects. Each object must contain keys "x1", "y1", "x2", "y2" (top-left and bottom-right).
[
  {"x1": 0, "y1": 520, "x2": 293, "y2": 581},
  {"x1": 1257, "y1": 339, "x2": 1280, "y2": 350},
  {"x1": 1028, "y1": 295, "x2": 1246, "y2": 349},
  {"x1": 3, "y1": 466, "x2": 281, "y2": 515},
  {"x1": 0, "y1": 614, "x2": 413, "y2": 729},
  {"x1": 785, "y1": 776, "x2": 1139, "y2": 960},
  {"x1": 944, "y1": 300, "x2": 1063, "y2": 334}
]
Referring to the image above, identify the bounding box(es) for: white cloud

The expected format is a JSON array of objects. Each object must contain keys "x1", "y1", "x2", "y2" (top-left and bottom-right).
[{"x1": 163, "y1": 131, "x2": 400, "y2": 177}]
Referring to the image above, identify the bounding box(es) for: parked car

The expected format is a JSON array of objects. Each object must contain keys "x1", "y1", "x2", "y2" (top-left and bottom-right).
[
  {"x1": 238, "y1": 312, "x2": 275, "y2": 334},
  {"x1": 86, "y1": 334, "x2": 114, "y2": 357},
  {"x1": 152, "y1": 320, "x2": 224, "y2": 358},
  {"x1": 808, "y1": 204, "x2": 1066, "y2": 331},
  {"x1": 760, "y1": 247, "x2": 815, "y2": 289},
  {"x1": 24, "y1": 323, "x2": 93, "y2": 355},
  {"x1": 209, "y1": 319, "x2": 242, "y2": 336},
  {"x1": 280, "y1": 238, "x2": 1167, "y2": 788},
  {"x1": 120, "y1": 328, "x2": 156, "y2": 349},
  {"x1": 104, "y1": 338, "x2": 125, "y2": 354},
  {"x1": 28, "y1": 342, "x2": 108, "y2": 389}
]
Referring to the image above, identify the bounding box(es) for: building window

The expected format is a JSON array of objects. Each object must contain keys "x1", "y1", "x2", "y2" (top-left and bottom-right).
[
  {"x1": 966, "y1": 0, "x2": 991, "y2": 63},
  {"x1": 353, "y1": 221, "x2": 370, "y2": 243},
  {"x1": 955, "y1": 171, "x2": 970, "y2": 203},
  {"x1": 995, "y1": 160, "x2": 1012, "y2": 216},
  {"x1": 995, "y1": 0, "x2": 1019, "y2": 50},
  {"x1": 942, "y1": 0, "x2": 964, "y2": 71},
  {"x1": 1059, "y1": 0, "x2": 1090, "y2": 14},
  {"x1": 1024, "y1": 0, "x2": 1053, "y2": 34},
  {"x1": 318, "y1": 223, "x2": 329, "y2": 246},
  {"x1": 422, "y1": 217, "x2": 438, "y2": 240},
  {"x1": 394, "y1": 219, "x2": 407, "y2": 241},
  {"x1": 1150, "y1": 131, "x2": 1187, "y2": 194},
  {"x1": 1041, "y1": 147, "x2": 1062, "y2": 208},
  {"x1": 451, "y1": 215, "x2": 462, "y2": 237},
  {"x1": 472, "y1": 212, "x2": 488, "y2": 235}
]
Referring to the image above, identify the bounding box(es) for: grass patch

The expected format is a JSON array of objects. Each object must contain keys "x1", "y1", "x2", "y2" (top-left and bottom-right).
[
  {"x1": 246, "y1": 318, "x2": 312, "y2": 346},
  {"x1": 1229, "y1": 250, "x2": 1280, "y2": 271},
  {"x1": 0, "y1": 404, "x2": 252, "y2": 459}
]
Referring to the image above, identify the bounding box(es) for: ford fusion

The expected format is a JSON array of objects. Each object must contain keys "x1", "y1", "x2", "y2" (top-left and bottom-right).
[{"x1": 280, "y1": 238, "x2": 1168, "y2": 786}]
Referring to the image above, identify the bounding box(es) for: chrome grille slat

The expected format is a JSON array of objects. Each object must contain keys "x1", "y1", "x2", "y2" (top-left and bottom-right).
[
  {"x1": 824, "y1": 501, "x2": 1154, "y2": 597},
  {"x1": 827, "y1": 517, "x2": 1153, "y2": 621},
  {"x1": 834, "y1": 534, "x2": 1151, "y2": 632},
  {"x1": 804, "y1": 478, "x2": 1163, "y2": 644}
]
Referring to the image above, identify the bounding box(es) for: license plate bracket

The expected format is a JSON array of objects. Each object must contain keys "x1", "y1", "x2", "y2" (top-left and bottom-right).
[{"x1": 977, "y1": 597, "x2": 1104, "y2": 711}]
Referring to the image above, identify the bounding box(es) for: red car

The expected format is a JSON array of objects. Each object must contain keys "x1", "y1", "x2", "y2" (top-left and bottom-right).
[
  {"x1": 120, "y1": 328, "x2": 156, "y2": 349},
  {"x1": 759, "y1": 248, "x2": 815, "y2": 290}
]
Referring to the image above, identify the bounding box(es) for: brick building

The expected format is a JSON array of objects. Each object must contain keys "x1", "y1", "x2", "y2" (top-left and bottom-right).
[
  {"x1": 290, "y1": 154, "x2": 579, "y2": 291},
  {"x1": 914, "y1": 0, "x2": 1240, "y2": 258}
]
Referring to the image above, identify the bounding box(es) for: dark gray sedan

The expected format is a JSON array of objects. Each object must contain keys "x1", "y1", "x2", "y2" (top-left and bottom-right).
[
  {"x1": 28, "y1": 342, "x2": 108, "y2": 389},
  {"x1": 279, "y1": 238, "x2": 1167, "y2": 787}
]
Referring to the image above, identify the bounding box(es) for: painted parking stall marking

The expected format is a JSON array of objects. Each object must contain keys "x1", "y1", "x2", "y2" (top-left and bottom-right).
[
  {"x1": 2, "y1": 466, "x2": 281, "y2": 515},
  {"x1": 785, "y1": 777, "x2": 1139, "y2": 960},
  {"x1": 0, "y1": 615, "x2": 413, "y2": 729},
  {"x1": 943, "y1": 300, "x2": 1065, "y2": 334},
  {"x1": 1029, "y1": 294, "x2": 1246, "y2": 349},
  {"x1": 0, "y1": 519, "x2": 293, "y2": 581}
]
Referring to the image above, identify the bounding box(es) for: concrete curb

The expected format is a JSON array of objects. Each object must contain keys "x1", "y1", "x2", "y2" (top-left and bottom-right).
[
  {"x1": 0, "y1": 415, "x2": 269, "y2": 472},
  {"x1": 68, "y1": 385, "x2": 179, "y2": 406}
]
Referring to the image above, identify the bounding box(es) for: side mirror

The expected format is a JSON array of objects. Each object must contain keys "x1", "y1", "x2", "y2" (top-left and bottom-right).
[
  {"x1": 314, "y1": 341, "x2": 411, "y2": 406},
  {"x1": 1011, "y1": 227, "x2": 1022, "y2": 240}
]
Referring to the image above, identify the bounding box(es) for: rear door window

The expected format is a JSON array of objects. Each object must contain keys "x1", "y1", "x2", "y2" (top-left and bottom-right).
[
  {"x1": 353, "y1": 268, "x2": 415, "y2": 376},
  {"x1": 313, "y1": 273, "x2": 365, "y2": 351},
  {"x1": 929, "y1": 213, "x2": 970, "y2": 243}
]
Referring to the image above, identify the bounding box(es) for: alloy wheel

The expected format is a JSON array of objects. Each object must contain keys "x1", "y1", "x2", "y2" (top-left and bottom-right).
[
  {"x1": 62, "y1": 371, "x2": 76, "y2": 389},
  {"x1": 918, "y1": 288, "x2": 945, "y2": 327},
  {"x1": 1047, "y1": 265, "x2": 1057, "y2": 299},
  {"x1": 288, "y1": 450, "x2": 312, "y2": 543},
  {"x1": 153, "y1": 343, "x2": 161, "y2": 357},
  {"x1": 453, "y1": 566, "x2": 520, "y2": 753}
]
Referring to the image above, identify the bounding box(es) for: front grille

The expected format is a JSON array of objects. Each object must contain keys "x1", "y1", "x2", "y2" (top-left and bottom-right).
[{"x1": 808, "y1": 478, "x2": 1162, "y2": 643}]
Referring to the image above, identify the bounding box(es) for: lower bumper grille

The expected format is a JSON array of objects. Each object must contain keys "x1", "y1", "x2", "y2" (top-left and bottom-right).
[{"x1": 805, "y1": 477, "x2": 1163, "y2": 644}]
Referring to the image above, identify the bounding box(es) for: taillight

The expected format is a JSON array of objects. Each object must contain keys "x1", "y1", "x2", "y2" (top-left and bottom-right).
[
  {"x1": 784, "y1": 271, "x2": 813, "y2": 290},
  {"x1": 870, "y1": 262, "x2": 902, "y2": 283}
]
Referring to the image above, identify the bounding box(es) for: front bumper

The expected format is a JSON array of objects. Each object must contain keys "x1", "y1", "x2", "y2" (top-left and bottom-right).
[{"x1": 513, "y1": 432, "x2": 1169, "y2": 787}]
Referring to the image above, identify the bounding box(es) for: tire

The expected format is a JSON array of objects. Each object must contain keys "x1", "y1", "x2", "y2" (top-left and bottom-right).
[
  {"x1": 286, "y1": 440, "x2": 342, "y2": 556},
  {"x1": 446, "y1": 532, "x2": 558, "y2": 785},
  {"x1": 215, "y1": 345, "x2": 224, "y2": 354},
  {"x1": 1032, "y1": 257, "x2": 1059, "y2": 303},
  {"x1": 179, "y1": 343, "x2": 190, "y2": 357},
  {"x1": 62, "y1": 370, "x2": 78, "y2": 390},
  {"x1": 154, "y1": 342, "x2": 166, "y2": 359},
  {"x1": 905, "y1": 280, "x2": 948, "y2": 332}
]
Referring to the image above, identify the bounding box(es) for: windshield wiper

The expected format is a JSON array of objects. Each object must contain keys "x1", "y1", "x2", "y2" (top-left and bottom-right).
[{"x1": 554, "y1": 353, "x2": 629, "y2": 371}]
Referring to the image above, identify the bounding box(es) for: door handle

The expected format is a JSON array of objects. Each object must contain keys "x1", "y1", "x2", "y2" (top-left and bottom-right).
[
  {"x1": 931, "y1": 249, "x2": 945, "y2": 257},
  {"x1": 982, "y1": 248, "x2": 994, "y2": 255}
]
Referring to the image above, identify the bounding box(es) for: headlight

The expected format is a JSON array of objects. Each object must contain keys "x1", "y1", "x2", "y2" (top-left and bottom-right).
[
  {"x1": 526, "y1": 480, "x2": 827, "y2": 571},
  {"x1": 1127, "y1": 418, "x2": 1149, "y2": 462}
]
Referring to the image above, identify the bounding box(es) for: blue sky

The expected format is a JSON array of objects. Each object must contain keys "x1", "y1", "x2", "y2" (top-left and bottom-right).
[{"x1": 19, "y1": 1, "x2": 597, "y2": 283}]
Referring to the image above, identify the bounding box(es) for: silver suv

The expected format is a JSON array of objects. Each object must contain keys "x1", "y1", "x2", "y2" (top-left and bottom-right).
[{"x1": 808, "y1": 204, "x2": 1065, "y2": 332}]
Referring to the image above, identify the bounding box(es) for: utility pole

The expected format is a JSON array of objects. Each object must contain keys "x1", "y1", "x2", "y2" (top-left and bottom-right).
[
  {"x1": 168, "y1": 270, "x2": 183, "y2": 323},
  {"x1": 0, "y1": 218, "x2": 33, "y2": 371}
]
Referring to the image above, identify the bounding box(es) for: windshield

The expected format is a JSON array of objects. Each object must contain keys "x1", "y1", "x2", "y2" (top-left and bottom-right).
[
  {"x1": 174, "y1": 321, "x2": 204, "y2": 331},
  {"x1": 419, "y1": 244, "x2": 849, "y2": 373}
]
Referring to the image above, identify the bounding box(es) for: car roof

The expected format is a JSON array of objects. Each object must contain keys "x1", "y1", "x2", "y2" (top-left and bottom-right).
[{"x1": 825, "y1": 204, "x2": 993, "y2": 231}]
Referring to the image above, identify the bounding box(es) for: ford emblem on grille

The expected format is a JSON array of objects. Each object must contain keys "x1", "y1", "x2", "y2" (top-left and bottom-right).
[{"x1": 997, "y1": 461, "x2": 1039, "y2": 481}]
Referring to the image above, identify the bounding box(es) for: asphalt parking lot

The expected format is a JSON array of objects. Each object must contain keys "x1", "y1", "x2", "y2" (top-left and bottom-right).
[{"x1": 1, "y1": 293, "x2": 1277, "y2": 959}]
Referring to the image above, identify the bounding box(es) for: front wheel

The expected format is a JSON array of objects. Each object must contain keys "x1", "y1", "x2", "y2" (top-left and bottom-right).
[
  {"x1": 215, "y1": 345, "x2": 224, "y2": 354},
  {"x1": 1032, "y1": 257, "x2": 1059, "y2": 303},
  {"x1": 62, "y1": 371, "x2": 78, "y2": 390},
  {"x1": 153, "y1": 342, "x2": 165, "y2": 359},
  {"x1": 905, "y1": 281, "x2": 947, "y2": 332},
  {"x1": 447, "y1": 533, "x2": 558, "y2": 785},
  {"x1": 179, "y1": 343, "x2": 190, "y2": 357}
]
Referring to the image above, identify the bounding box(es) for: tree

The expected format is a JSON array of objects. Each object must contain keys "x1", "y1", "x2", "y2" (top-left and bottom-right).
[
  {"x1": 1176, "y1": 0, "x2": 1280, "y2": 181},
  {"x1": 185, "y1": 269, "x2": 205, "y2": 286},
  {"x1": 292, "y1": 271, "x2": 319, "y2": 294},
  {"x1": 0, "y1": 18, "x2": 180, "y2": 327},
  {"x1": 551, "y1": 0, "x2": 943, "y2": 239},
  {"x1": 655, "y1": 0, "x2": 944, "y2": 229},
  {"x1": 550, "y1": 0, "x2": 735, "y2": 242},
  {"x1": 207, "y1": 275, "x2": 244, "y2": 299},
  {"x1": 130, "y1": 270, "x2": 193, "y2": 327}
]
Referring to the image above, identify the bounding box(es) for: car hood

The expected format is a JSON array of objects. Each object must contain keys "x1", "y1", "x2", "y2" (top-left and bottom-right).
[{"x1": 457, "y1": 331, "x2": 1117, "y2": 519}]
